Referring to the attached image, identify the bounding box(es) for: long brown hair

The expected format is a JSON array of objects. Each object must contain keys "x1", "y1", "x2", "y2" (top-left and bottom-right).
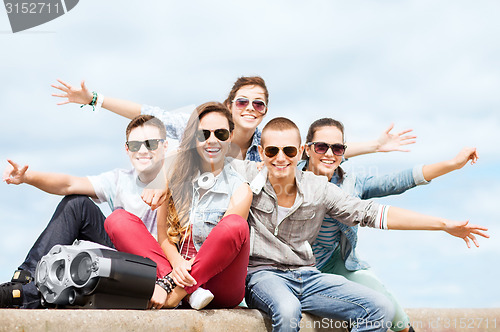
[
  {"x1": 164, "y1": 102, "x2": 234, "y2": 244},
  {"x1": 302, "y1": 118, "x2": 345, "y2": 181}
]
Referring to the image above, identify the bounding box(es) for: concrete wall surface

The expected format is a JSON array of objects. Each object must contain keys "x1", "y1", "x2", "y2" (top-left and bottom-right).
[{"x1": 0, "y1": 308, "x2": 498, "y2": 332}]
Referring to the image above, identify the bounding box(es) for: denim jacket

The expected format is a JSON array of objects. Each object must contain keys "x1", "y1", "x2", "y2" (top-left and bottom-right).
[
  {"x1": 189, "y1": 161, "x2": 247, "y2": 250},
  {"x1": 141, "y1": 105, "x2": 262, "y2": 161},
  {"x1": 297, "y1": 160, "x2": 429, "y2": 271},
  {"x1": 230, "y1": 159, "x2": 389, "y2": 269}
]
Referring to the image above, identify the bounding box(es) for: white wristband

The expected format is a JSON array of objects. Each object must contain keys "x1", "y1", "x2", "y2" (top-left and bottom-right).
[{"x1": 95, "y1": 93, "x2": 104, "y2": 112}]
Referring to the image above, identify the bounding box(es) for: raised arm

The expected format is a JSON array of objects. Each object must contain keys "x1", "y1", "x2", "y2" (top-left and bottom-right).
[
  {"x1": 422, "y1": 147, "x2": 478, "y2": 181},
  {"x1": 324, "y1": 179, "x2": 489, "y2": 248},
  {"x1": 386, "y1": 206, "x2": 489, "y2": 248},
  {"x1": 52, "y1": 79, "x2": 190, "y2": 140},
  {"x1": 360, "y1": 147, "x2": 479, "y2": 199},
  {"x1": 344, "y1": 123, "x2": 417, "y2": 158},
  {"x1": 52, "y1": 79, "x2": 142, "y2": 119},
  {"x1": 2, "y1": 159, "x2": 96, "y2": 197}
]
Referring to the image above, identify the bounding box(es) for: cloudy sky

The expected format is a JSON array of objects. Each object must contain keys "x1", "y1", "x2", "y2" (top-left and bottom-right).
[{"x1": 1, "y1": 0, "x2": 499, "y2": 308}]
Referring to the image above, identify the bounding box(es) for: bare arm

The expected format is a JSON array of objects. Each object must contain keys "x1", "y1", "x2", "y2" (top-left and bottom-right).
[
  {"x1": 422, "y1": 147, "x2": 478, "y2": 181},
  {"x1": 52, "y1": 79, "x2": 141, "y2": 119},
  {"x1": 344, "y1": 123, "x2": 417, "y2": 158},
  {"x1": 2, "y1": 159, "x2": 96, "y2": 198},
  {"x1": 223, "y1": 183, "x2": 252, "y2": 220},
  {"x1": 386, "y1": 206, "x2": 489, "y2": 248}
]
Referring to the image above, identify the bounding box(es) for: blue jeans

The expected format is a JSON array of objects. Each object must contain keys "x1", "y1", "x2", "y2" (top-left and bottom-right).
[
  {"x1": 17, "y1": 195, "x2": 114, "y2": 308},
  {"x1": 245, "y1": 268, "x2": 394, "y2": 332}
]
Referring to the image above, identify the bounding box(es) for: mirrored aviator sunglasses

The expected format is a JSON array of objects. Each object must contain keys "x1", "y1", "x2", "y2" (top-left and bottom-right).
[
  {"x1": 308, "y1": 142, "x2": 346, "y2": 156},
  {"x1": 264, "y1": 146, "x2": 298, "y2": 158},
  {"x1": 233, "y1": 97, "x2": 267, "y2": 114},
  {"x1": 196, "y1": 129, "x2": 230, "y2": 142},
  {"x1": 126, "y1": 139, "x2": 165, "y2": 152}
]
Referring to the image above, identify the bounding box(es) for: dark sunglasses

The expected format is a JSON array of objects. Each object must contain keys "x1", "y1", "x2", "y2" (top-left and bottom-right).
[
  {"x1": 126, "y1": 139, "x2": 165, "y2": 152},
  {"x1": 307, "y1": 142, "x2": 346, "y2": 156},
  {"x1": 264, "y1": 146, "x2": 298, "y2": 158},
  {"x1": 232, "y1": 97, "x2": 267, "y2": 114},
  {"x1": 196, "y1": 129, "x2": 230, "y2": 142}
]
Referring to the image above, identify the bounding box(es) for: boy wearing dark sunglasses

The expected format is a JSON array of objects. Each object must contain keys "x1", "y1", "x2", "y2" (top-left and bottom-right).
[
  {"x1": 0, "y1": 115, "x2": 168, "y2": 309},
  {"x1": 230, "y1": 117, "x2": 488, "y2": 332}
]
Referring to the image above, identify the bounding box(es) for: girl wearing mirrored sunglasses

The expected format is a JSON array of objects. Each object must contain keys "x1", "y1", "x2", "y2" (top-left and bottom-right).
[{"x1": 299, "y1": 117, "x2": 479, "y2": 332}]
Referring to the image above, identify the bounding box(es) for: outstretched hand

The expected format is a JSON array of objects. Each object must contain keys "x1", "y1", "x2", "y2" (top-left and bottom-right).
[
  {"x1": 51, "y1": 79, "x2": 93, "y2": 105},
  {"x1": 444, "y1": 220, "x2": 489, "y2": 248},
  {"x1": 452, "y1": 147, "x2": 478, "y2": 169},
  {"x1": 2, "y1": 159, "x2": 28, "y2": 185},
  {"x1": 377, "y1": 123, "x2": 417, "y2": 152}
]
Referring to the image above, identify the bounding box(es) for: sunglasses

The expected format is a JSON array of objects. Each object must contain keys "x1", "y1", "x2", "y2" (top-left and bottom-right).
[
  {"x1": 307, "y1": 142, "x2": 346, "y2": 156},
  {"x1": 196, "y1": 129, "x2": 230, "y2": 142},
  {"x1": 232, "y1": 97, "x2": 267, "y2": 114},
  {"x1": 264, "y1": 146, "x2": 298, "y2": 158},
  {"x1": 126, "y1": 139, "x2": 165, "y2": 152}
]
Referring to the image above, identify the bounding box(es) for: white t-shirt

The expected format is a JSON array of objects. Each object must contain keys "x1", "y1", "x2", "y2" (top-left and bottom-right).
[{"x1": 88, "y1": 168, "x2": 158, "y2": 237}]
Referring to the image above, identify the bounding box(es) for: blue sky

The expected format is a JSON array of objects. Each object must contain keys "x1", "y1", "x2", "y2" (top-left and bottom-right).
[{"x1": 1, "y1": 0, "x2": 499, "y2": 308}]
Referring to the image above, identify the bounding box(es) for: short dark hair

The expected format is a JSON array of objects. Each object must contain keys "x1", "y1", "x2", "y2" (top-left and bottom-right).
[
  {"x1": 261, "y1": 117, "x2": 301, "y2": 146},
  {"x1": 126, "y1": 115, "x2": 167, "y2": 140}
]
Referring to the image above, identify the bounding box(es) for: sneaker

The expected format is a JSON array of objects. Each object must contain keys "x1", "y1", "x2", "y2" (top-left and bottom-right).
[
  {"x1": 0, "y1": 282, "x2": 23, "y2": 308},
  {"x1": 187, "y1": 287, "x2": 214, "y2": 310}
]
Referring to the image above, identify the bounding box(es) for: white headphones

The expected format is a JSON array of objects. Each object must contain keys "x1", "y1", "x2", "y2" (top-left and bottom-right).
[{"x1": 197, "y1": 172, "x2": 216, "y2": 190}]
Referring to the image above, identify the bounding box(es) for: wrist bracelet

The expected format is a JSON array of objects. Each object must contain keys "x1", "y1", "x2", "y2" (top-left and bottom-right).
[
  {"x1": 95, "y1": 93, "x2": 104, "y2": 112},
  {"x1": 80, "y1": 91, "x2": 98, "y2": 111},
  {"x1": 156, "y1": 275, "x2": 177, "y2": 294}
]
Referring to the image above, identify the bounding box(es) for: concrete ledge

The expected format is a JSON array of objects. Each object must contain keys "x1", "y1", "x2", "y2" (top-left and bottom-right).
[{"x1": 0, "y1": 308, "x2": 498, "y2": 332}]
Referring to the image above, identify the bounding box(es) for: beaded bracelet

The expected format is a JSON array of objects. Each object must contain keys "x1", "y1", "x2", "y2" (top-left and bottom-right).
[{"x1": 80, "y1": 91, "x2": 98, "y2": 111}]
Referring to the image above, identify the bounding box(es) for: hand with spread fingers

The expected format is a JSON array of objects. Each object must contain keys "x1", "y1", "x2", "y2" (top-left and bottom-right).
[
  {"x1": 376, "y1": 123, "x2": 417, "y2": 152},
  {"x1": 444, "y1": 220, "x2": 489, "y2": 248},
  {"x1": 51, "y1": 79, "x2": 93, "y2": 105}
]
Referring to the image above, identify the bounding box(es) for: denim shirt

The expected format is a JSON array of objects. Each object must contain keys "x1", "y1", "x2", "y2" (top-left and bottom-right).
[
  {"x1": 141, "y1": 105, "x2": 262, "y2": 162},
  {"x1": 189, "y1": 161, "x2": 247, "y2": 251},
  {"x1": 297, "y1": 160, "x2": 430, "y2": 271},
  {"x1": 230, "y1": 159, "x2": 389, "y2": 269}
]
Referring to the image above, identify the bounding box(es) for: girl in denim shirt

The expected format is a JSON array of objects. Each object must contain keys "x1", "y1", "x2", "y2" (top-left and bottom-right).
[
  {"x1": 299, "y1": 118, "x2": 479, "y2": 332},
  {"x1": 106, "y1": 102, "x2": 253, "y2": 310}
]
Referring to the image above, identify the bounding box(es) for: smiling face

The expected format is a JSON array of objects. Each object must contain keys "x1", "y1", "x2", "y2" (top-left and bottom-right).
[
  {"x1": 126, "y1": 125, "x2": 167, "y2": 182},
  {"x1": 195, "y1": 111, "x2": 233, "y2": 172},
  {"x1": 305, "y1": 126, "x2": 344, "y2": 180},
  {"x1": 229, "y1": 85, "x2": 267, "y2": 132},
  {"x1": 259, "y1": 128, "x2": 303, "y2": 184}
]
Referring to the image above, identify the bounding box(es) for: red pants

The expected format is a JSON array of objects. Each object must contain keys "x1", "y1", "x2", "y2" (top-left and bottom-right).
[{"x1": 105, "y1": 209, "x2": 250, "y2": 308}]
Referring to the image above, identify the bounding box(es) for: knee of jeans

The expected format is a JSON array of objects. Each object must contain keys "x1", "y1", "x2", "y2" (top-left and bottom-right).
[
  {"x1": 104, "y1": 209, "x2": 129, "y2": 236},
  {"x1": 274, "y1": 300, "x2": 302, "y2": 327},
  {"x1": 371, "y1": 294, "x2": 395, "y2": 323},
  {"x1": 221, "y1": 214, "x2": 249, "y2": 241}
]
